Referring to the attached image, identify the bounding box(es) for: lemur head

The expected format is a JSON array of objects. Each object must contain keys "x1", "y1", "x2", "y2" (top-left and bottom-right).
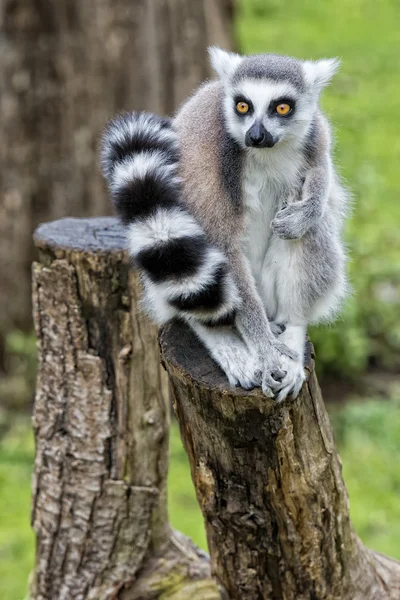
[{"x1": 209, "y1": 48, "x2": 339, "y2": 150}]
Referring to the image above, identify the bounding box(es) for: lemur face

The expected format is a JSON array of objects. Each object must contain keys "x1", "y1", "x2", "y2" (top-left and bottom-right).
[
  {"x1": 209, "y1": 48, "x2": 339, "y2": 150},
  {"x1": 226, "y1": 78, "x2": 307, "y2": 149}
]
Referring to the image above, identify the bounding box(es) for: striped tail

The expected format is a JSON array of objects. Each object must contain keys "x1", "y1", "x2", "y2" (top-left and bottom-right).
[{"x1": 101, "y1": 111, "x2": 239, "y2": 326}]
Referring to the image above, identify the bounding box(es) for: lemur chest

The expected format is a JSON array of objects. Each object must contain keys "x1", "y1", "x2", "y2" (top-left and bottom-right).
[{"x1": 241, "y1": 152, "x2": 302, "y2": 279}]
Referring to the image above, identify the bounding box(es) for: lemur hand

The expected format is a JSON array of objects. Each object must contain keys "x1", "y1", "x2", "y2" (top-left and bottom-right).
[{"x1": 271, "y1": 200, "x2": 313, "y2": 240}]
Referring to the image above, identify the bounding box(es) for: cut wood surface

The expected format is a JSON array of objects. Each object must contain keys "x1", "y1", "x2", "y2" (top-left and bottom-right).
[
  {"x1": 31, "y1": 217, "x2": 220, "y2": 600},
  {"x1": 160, "y1": 320, "x2": 400, "y2": 600}
]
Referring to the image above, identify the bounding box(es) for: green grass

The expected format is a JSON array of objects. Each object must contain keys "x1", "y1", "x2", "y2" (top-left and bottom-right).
[
  {"x1": 330, "y1": 397, "x2": 400, "y2": 558},
  {"x1": 168, "y1": 420, "x2": 208, "y2": 550},
  {"x1": 237, "y1": 0, "x2": 400, "y2": 377},
  {"x1": 1, "y1": 398, "x2": 400, "y2": 599},
  {"x1": 0, "y1": 416, "x2": 35, "y2": 600}
]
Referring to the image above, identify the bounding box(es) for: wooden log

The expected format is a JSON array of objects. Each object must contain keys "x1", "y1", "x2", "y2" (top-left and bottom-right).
[
  {"x1": 31, "y1": 217, "x2": 220, "y2": 600},
  {"x1": 160, "y1": 320, "x2": 400, "y2": 600}
]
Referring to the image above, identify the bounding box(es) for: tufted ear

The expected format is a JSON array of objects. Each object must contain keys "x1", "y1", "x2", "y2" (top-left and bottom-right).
[
  {"x1": 208, "y1": 46, "x2": 243, "y2": 81},
  {"x1": 303, "y1": 58, "x2": 340, "y2": 93}
]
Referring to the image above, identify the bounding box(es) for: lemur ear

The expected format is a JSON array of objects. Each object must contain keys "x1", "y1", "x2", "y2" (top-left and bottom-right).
[
  {"x1": 303, "y1": 58, "x2": 340, "y2": 92},
  {"x1": 208, "y1": 46, "x2": 242, "y2": 81}
]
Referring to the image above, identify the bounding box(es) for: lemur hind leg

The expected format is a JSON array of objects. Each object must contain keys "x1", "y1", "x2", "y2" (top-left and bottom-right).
[{"x1": 262, "y1": 218, "x2": 347, "y2": 401}]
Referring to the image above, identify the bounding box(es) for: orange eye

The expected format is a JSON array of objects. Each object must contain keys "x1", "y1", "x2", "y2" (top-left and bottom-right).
[
  {"x1": 236, "y1": 101, "x2": 249, "y2": 114},
  {"x1": 276, "y1": 103, "x2": 291, "y2": 116}
]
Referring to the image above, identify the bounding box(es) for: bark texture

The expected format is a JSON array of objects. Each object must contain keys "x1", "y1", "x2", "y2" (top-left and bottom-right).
[
  {"x1": 31, "y1": 218, "x2": 220, "y2": 600},
  {"x1": 0, "y1": 0, "x2": 235, "y2": 343},
  {"x1": 160, "y1": 320, "x2": 400, "y2": 600}
]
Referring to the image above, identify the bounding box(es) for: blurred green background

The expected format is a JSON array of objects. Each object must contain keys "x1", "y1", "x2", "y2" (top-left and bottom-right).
[{"x1": 1, "y1": 0, "x2": 400, "y2": 598}]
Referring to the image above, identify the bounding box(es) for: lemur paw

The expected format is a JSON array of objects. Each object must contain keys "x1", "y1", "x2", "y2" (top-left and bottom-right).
[
  {"x1": 224, "y1": 354, "x2": 262, "y2": 391},
  {"x1": 260, "y1": 342, "x2": 296, "y2": 397},
  {"x1": 271, "y1": 202, "x2": 310, "y2": 240},
  {"x1": 274, "y1": 357, "x2": 306, "y2": 403}
]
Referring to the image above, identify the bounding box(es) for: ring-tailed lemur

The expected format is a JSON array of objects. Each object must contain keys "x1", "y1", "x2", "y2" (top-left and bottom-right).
[{"x1": 101, "y1": 48, "x2": 348, "y2": 402}]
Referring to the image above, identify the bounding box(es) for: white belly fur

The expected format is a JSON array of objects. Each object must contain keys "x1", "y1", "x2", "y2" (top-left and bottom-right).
[{"x1": 242, "y1": 149, "x2": 304, "y2": 323}]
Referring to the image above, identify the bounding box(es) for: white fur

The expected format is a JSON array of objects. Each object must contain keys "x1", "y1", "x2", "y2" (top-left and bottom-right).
[
  {"x1": 106, "y1": 113, "x2": 177, "y2": 148},
  {"x1": 242, "y1": 154, "x2": 346, "y2": 333},
  {"x1": 141, "y1": 279, "x2": 177, "y2": 325},
  {"x1": 302, "y1": 58, "x2": 340, "y2": 93},
  {"x1": 111, "y1": 151, "x2": 178, "y2": 192},
  {"x1": 209, "y1": 46, "x2": 242, "y2": 81},
  {"x1": 223, "y1": 79, "x2": 317, "y2": 150},
  {"x1": 211, "y1": 54, "x2": 342, "y2": 400},
  {"x1": 233, "y1": 80, "x2": 298, "y2": 118},
  {"x1": 127, "y1": 207, "x2": 203, "y2": 255},
  {"x1": 141, "y1": 279, "x2": 178, "y2": 325},
  {"x1": 101, "y1": 115, "x2": 178, "y2": 178},
  {"x1": 154, "y1": 247, "x2": 225, "y2": 298},
  {"x1": 241, "y1": 146, "x2": 305, "y2": 293}
]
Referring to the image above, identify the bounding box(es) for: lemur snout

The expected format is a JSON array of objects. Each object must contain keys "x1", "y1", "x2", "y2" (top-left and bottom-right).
[{"x1": 245, "y1": 122, "x2": 276, "y2": 148}]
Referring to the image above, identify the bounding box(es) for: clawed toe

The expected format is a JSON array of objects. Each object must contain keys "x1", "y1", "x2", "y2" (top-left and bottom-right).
[
  {"x1": 275, "y1": 370, "x2": 305, "y2": 402},
  {"x1": 261, "y1": 383, "x2": 276, "y2": 398},
  {"x1": 276, "y1": 385, "x2": 294, "y2": 403}
]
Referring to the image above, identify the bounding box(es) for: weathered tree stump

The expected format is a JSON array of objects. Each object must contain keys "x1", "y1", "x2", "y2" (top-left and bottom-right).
[
  {"x1": 160, "y1": 321, "x2": 400, "y2": 600},
  {"x1": 31, "y1": 218, "x2": 220, "y2": 600}
]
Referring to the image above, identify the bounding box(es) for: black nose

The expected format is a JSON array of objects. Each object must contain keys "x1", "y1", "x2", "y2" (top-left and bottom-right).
[
  {"x1": 245, "y1": 123, "x2": 275, "y2": 148},
  {"x1": 249, "y1": 130, "x2": 265, "y2": 146}
]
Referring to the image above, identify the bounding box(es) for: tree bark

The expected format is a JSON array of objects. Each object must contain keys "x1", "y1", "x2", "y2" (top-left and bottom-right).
[
  {"x1": 160, "y1": 320, "x2": 400, "y2": 600},
  {"x1": 31, "y1": 218, "x2": 220, "y2": 600},
  {"x1": 0, "y1": 0, "x2": 235, "y2": 347}
]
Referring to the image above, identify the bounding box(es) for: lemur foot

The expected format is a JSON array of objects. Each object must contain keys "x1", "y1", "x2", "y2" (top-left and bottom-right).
[
  {"x1": 260, "y1": 341, "x2": 299, "y2": 398},
  {"x1": 224, "y1": 354, "x2": 262, "y2": 391},
  {"x1": 191, "y1": 323, "x2": 263, "y2": 392},
  {"x1": 210, "y1": 341, "x2": 262, "y2": 390},
  {"x1": 274, "y1": 356, "x2": 306, "y2": 403}
]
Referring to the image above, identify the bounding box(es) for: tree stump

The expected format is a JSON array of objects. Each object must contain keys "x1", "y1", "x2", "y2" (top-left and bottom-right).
[
  {"x1": 160, "y1": 321, "x2": 400, "y2": 600},
  {"x1": 31, "y1": 218, "x2": 220, "y2": 600}
]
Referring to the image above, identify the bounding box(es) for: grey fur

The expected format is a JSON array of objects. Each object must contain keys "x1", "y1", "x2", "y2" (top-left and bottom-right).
[
  {"x1": 218, "y1": 103, "x2": 243, "y2": 210},
  {"x1": 303, "y1": 116, "x2": 319, "y2": 162},
  {"x1": 232, "y1": 54, "x2": 306, "y2": 91}
]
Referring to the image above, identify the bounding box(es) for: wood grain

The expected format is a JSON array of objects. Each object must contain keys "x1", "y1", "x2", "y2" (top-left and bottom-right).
[
  {"x1": 160, "y1": 320, "x2": 400, "y2": 600},
  {"x1": 31, "y1": 217, "x2": 220, "y2": 600}
]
